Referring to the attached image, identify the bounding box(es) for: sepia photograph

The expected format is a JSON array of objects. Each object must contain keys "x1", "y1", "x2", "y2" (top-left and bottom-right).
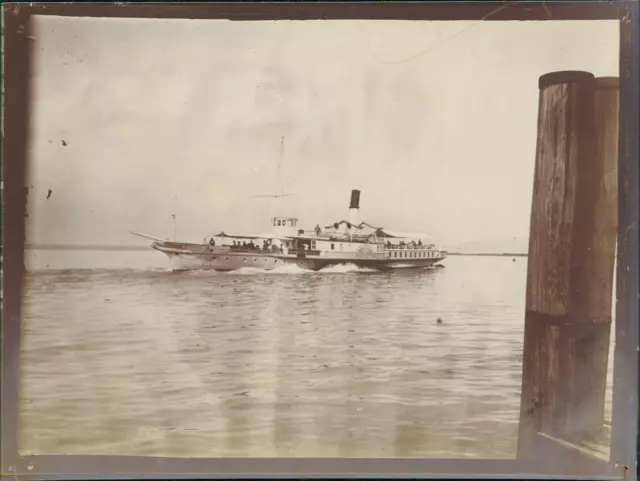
[{"x1": 2, "y1": 2, "x2": 637, "y2": 478}]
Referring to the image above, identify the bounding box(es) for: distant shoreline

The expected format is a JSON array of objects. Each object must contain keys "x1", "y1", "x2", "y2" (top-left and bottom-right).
[
  {"x1": 447, "y1": 252, "x2": 527, "y2": 257},
  {"x1": 25, "y1": 245, "x2": 151, "y2": 251},
  {"x1": 25, "y1": 245, "x2": 528, "y2": 257}
]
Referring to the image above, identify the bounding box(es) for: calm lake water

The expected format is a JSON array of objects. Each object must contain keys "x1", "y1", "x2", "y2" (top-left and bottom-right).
[{"x1": 19, "y1": 252, "x2": 615, "y2": 458}]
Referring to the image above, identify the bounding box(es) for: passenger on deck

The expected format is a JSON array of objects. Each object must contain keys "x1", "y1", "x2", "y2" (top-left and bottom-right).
[
  {"x1": 209, "y1": 238, "x2": 215, "y2": 246},
  {"x1": 418, "y1": 239, "x2": 423, "y2": 247}
]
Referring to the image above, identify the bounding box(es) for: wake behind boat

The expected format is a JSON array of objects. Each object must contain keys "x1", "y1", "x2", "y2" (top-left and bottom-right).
[{"x1": 131, "y1": 190, "x2": 447, "y2": 272}]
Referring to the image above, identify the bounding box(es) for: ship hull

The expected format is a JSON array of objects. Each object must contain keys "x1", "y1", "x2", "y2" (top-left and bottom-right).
[
  {"x1": 271, "y1": 255, "x2": 447, "y2": 271},
  {"x1": 152, "y1": 242, "x2": 283, "y2": 272},
  {"x1": 151, "y1": 241, "x2": 446, "y2": 272},
  {"x1": 165, "y1": 252, "x2": 281, "y2": 271},
  {"x1": 165, "y1": 253, "x2": 445, "y2": 272}
]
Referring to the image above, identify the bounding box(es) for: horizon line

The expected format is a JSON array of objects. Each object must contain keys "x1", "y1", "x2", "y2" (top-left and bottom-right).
[{"x1": 22, "y1": 244, "x2": 528, "y2": 256}]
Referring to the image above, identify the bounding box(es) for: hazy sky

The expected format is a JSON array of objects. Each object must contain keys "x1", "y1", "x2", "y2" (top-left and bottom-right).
[{"x1": 26, "y1": 16, "x2": 619, "y2": 247}]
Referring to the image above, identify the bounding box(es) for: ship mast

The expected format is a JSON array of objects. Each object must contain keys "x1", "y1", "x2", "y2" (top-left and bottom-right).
[
  {"x1": 254, "y1": 136, "x2": 296, "y2": 230},
  {"x1": 172, "y1": 195, "x2": 177, "y2": 241}
]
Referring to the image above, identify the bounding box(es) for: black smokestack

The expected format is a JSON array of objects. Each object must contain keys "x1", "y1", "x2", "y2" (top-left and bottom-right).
[{"x1": 349, "y1": 189, "x2": 361, "y2": 209}]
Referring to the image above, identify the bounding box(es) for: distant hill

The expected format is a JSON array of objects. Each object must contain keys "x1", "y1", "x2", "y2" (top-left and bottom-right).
[{"x1": 446, "y1": 237, "x2": 528, "y2": 255}]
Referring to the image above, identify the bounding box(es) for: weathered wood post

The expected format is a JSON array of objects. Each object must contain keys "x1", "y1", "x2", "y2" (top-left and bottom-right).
[
  {"x1": 517, "y1": 71, "x2": 618, "y2": 460},
  {"x1": 610, "y1": 10, "x2": 639, "y2": 472},
  {"x1": 589, "y1": 76, "x2": 619, "y2": 430}
]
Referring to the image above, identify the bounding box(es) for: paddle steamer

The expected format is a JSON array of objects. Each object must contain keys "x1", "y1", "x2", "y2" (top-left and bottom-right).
[{"x1": 132, "y1": 190, "x2": 447, "y2": 272}]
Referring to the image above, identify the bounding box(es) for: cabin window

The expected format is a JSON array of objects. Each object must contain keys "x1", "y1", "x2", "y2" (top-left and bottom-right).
[
  {"x1": 331, "y1": 244, "x2": 335, "y2": 250},
  {"x1": 277, "y1": 220, "x2": 282, "y2": 226},
  {"x1": 340, "y1": 244, "x2": 344, "y2": 251},
  {"x1": 311, "y1": 241, "x2": 317, "y2": 249}
]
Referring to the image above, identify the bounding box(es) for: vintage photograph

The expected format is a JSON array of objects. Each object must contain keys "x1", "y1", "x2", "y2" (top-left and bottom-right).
[{"x1": 18, "y1": 14, "x2": 620, "y2": 460}]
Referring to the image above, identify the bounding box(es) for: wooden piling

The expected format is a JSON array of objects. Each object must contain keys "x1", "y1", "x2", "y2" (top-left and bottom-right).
[
  {"x1": 517, "y1": 71, "x2": 618, "y2": 460},
  {"x1": 610, "y1": 10, "x2": 639, "y2": 470},
  {"x1": 588, "y1": 76, "x2": 619, "y2": 431}
]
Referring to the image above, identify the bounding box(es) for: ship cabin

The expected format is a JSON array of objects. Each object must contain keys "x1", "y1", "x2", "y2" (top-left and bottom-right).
[
  {"x1": 273, "y1": 217, "x2": 298, "y2": 229},
  {"x1": 278, "y1": 220, "x2": 444, "y2": 261},
  {"x1": 384, "y1": 239, "x2": 442, "y2": 260},
  {"x1": 281, "y1": 233, "x2": 387, "y2": 259},
  {"x1": 211, "y1": 232, "x2": 284, "y2": 254}
]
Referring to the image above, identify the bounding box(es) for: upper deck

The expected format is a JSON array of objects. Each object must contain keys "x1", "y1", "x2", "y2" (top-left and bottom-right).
[{"x1": 280, "y1": 234, "x2": 445, "y2": 260}]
